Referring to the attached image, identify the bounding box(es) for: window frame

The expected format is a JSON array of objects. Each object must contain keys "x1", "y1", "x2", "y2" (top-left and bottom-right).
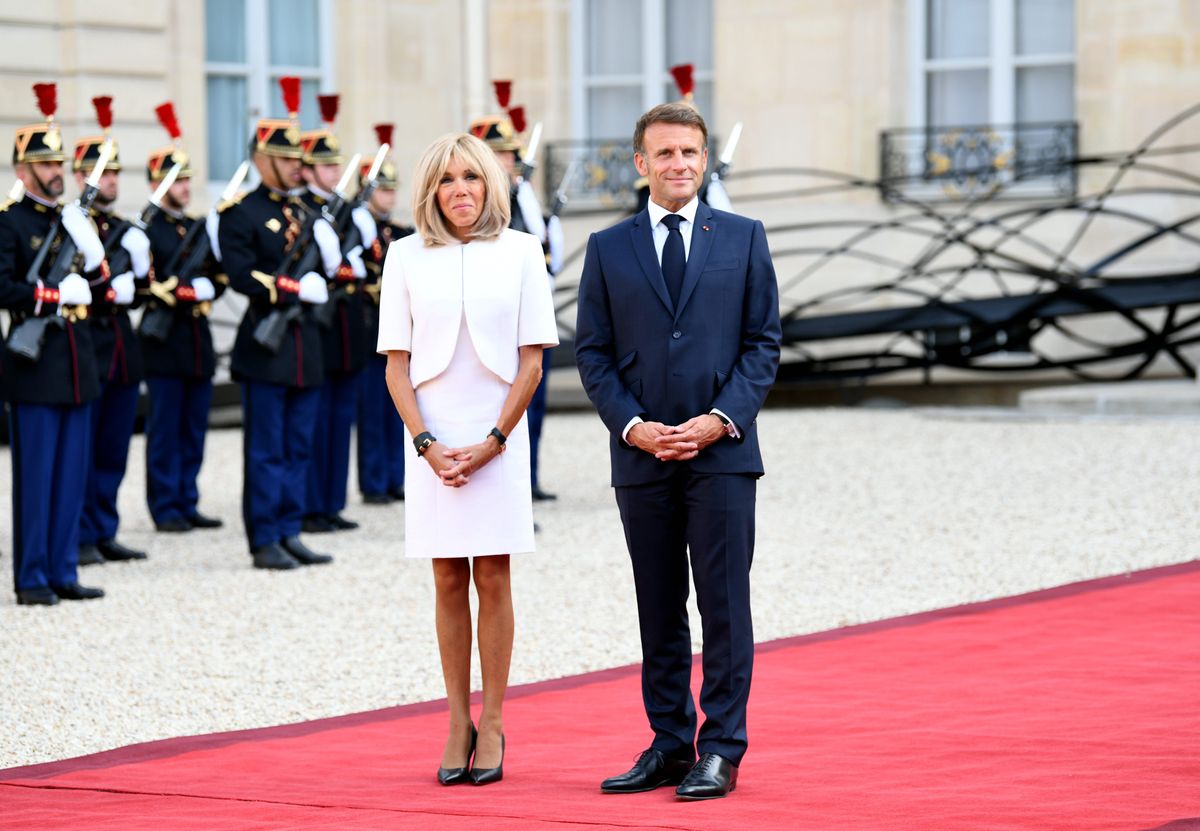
[
  {"x1": 204, "y1": 0, "x2": 336, "y2": 195},
  {"x1": 569, "y1": 0, "x2": 715, "y2": 141},
  {"x1": 906, "y1": 0, "x2": 1075, "y2": 129}
]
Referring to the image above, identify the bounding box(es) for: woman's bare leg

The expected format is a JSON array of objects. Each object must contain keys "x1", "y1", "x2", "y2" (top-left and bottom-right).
[
  {"x1": 472, "y1": 554, "x2": 513, "y2": 768},
  {"x1": 433, "y1": 557, "x2": 475, "y2": 768}
]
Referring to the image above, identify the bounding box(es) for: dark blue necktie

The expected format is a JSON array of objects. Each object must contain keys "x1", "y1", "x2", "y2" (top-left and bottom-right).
[{"x1": 660, "y1": 213, "x2": 685, "y2": 308}]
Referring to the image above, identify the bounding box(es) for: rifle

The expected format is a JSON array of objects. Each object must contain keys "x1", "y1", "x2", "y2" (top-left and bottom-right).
[
  {"x1": 704, "y1": 122, "x2": 742, "y2": 213},
  {"x1": 141, "y1": 162, "x2": 247, "y2": 342},
  {"x1": 511, "y1": 121, "x2": 543, "y2": 202},
  {"x1": 9, "y1": 141, "x2": 113, "y2": 362},
  {"x1": 103, "y1": 163, "x2": 181, "y2": 283},
  {"x1": 254, "y1": 156, "x2": 360, "y2": 352},
  {"x1": 549, "y1": 158, "x2": 580, "y2": 219}
]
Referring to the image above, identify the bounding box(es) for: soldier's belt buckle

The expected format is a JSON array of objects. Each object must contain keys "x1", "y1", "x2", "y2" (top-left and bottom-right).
[{"x1": 345, "y1": 284, "x2": 356, "y2": 294}]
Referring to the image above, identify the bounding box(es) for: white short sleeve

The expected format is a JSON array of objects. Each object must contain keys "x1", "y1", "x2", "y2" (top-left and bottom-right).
[
  {"x1": 516, "y1": 234, "x2": 560, "y2": 348},
  {"x1": 376, "y1": 239, "x2": 412, "y2": 353}
]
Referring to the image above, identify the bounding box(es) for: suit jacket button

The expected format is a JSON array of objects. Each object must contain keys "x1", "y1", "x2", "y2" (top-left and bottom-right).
[{"x1": 672, "y1": 330, "x2": 682, "y2": 339}]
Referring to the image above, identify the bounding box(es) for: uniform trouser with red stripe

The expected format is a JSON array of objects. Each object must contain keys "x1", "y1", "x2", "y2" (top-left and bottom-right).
[
  {"x1": 356, "y1": 354, "x2": 405, "y2": 496},
  {"x1": 307, "y1": 371, "x2": 361, "y2": 517},
  {"x1": 79, "y1": 378, "x2": 139, "y2": 546},
  {"x1": 10, "y1": 402, "x2": 91, "y2": 591},
  {"x1": 241, "y1": 380, "x2": 320, "y2": 551}
]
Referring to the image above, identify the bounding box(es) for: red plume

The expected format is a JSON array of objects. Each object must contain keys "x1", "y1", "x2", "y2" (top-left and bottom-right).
[
  {"x1": 92, "y1": 96, "x2": 114, "y2": 131},
  {"x1": 33, "y1": 83, "x2": 57, "y2": 119},
  {"x1": 507, "y1": 106, "x2": 526, "y2": 135},
  {"x1": 318, "y1": 94, "x2": 339, "y2": 125},
  {"x1": 154, "y1": 102, "x2": 182, "y2": 140},
  {"x1": 278, "y1": 76, "x2": 302, "y2": 116},
  {"x1": 374, "y1": 123, "x2": 394, "y2": 147},
  {"x1": 669, "y1": 64, "x2": 695, "y2": 97},
  {"x1": 493, "y1": 80, "x2": 512, "y2": 109}
]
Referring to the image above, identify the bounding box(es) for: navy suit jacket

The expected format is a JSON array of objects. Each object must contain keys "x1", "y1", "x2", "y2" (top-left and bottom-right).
[{"x1": 575, "y1": 201, "x2": 782, "y2": 487}]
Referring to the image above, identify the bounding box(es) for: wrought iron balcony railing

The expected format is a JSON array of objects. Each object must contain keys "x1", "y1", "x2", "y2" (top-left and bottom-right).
[{"x1": 879, "y1": 121, "x2": 1078, "y2": 203}]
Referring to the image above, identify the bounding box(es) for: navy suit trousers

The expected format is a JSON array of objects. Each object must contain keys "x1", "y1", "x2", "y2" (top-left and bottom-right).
[{"x1": 614, "y1": 466, "x2": 756, "y2": 765}]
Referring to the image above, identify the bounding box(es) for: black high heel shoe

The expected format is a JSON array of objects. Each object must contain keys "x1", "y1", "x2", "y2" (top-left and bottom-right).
[
  {"x1": 470, "y1": 733, "x2": 505, "y2": 785},
  {"x1": 437, "y1": 723, "x2": 477, "y2": 786}
]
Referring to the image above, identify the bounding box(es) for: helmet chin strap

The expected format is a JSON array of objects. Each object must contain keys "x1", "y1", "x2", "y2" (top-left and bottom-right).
[{"x1": 29, "y1": 166, "x2": 56, "y2": 200}]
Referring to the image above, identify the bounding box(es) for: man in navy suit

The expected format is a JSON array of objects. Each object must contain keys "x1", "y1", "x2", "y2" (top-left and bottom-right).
[{"x1": 576, "y1": 103, "x2": 781, "y2": 800}]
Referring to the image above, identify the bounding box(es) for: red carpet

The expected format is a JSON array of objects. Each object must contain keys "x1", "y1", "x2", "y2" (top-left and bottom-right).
[{"x1": 3, "y1": 562, "x2": 1198, "y2": 831}]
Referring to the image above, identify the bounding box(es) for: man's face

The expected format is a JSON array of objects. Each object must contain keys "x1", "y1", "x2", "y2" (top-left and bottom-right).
[
  {"x1": 163, "y1": 178, "x2": 191, "y2": 211},
  {"x1": 256, "y1": 154, "x2": 302, "y2": 190},
  {"x1": 304, "y1": 162, "x2": 342, "y2": 193},
  {"x1": 634, "y1": 122, "x2": 707, "y2": 212},
  {"x1": 19, "y1": 161, "x2": 64, "y2": 199},
  {"x1": 370, "y1": 187, "x2": 396, "y2": 218},
  {"x1": 74, "y1": 168, "x2": 119, "y2": 205},
  {"x1": 494, "y1": 150, "x2": 517, "y2": 181}
]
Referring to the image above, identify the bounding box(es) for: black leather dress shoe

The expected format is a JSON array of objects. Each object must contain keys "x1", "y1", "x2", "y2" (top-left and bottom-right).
[
  {"x1": 600, "y1": 748, "x2": 694, "y2": 794},
  {"x1": 301, "y1": 515, "x2": 334, "y2": 533},
  {"x1": 362, "y1": 492, "x2": 393, "y2": 505},
  {"x1": 280, "y1": 536, "x2": 333, "y2": 565},
  {"x1": 251, "y1": 543, "x2": 300, "y2": 570},
  {"x1": 327, "y1": 513, "x2": 359, "y2": 531},
  {"x1": 675, "y1": 753, "x2": 737, "y2": 800},
  {"x1": 77, "y1": 544, "x2": 105, "y2": 566},
  {"x1": 155, "y1": 518, "x2": 193, "y2": 533},
  {"x1": 186, "y1": 512, "x2": 224, "y2": 529},
  {"x1": 531, "y1": 486, "x2": 557, "y2": 502},
  {"x1": 52, "y1": 582, "x2": 105, "y2": 600},
  {"x1": 437, "y1": 723, "x2": 477, "y2": 786},
  {"x1": 16, "y1": 587, "x2": 59, "y2": 606},
  {"x1": 388, "y1": 487, "x2": 405, "y2": 501},
  {"x1": 469, "y1": 733, "x2": 504, "y2": 786},
  {"x1": 97, "y1": 539, "x2": 148, "y2": 561}
]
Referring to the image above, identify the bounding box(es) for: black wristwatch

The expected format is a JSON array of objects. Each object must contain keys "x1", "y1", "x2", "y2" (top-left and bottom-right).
[
  {"x1": 487, "y1": 427, "x2": 507, "y2": 451},
  {"x1": 413, "y1": 431, "x2": 436, "y2": 457}
]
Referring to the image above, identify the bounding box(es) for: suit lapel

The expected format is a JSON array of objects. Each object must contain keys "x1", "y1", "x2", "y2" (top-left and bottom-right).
[
  {"x1": 630, "y1": 210, "x2": 674, "y2": 315},
  {"x1": 675, "y1": 201, "x2": 714, "y2": 319}
]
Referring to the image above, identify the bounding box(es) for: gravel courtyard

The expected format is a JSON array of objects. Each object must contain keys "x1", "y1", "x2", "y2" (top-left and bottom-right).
[{"x1": 1, "y1": 406, "x2": 1197, "y2": 769}]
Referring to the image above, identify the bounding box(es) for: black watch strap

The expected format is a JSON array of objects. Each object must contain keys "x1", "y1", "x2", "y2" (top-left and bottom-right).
[
  {"x1": 413, "y1": 431, "x2": 436, "y2": 456},
  {"x1": 488, "y1": 427, "x2": 507, "y2": 446}
]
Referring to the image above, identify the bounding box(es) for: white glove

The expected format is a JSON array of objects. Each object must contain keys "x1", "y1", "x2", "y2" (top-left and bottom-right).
[
  {"x1": 351, "y1": 206, "x2": 378, "y2": 248},
  {"x1": 548, "y1": 214, "x2": 565, "y2": 276},
  {"x1": 312, "y1": 218, "x2": 342, "y2": 278},
  {"x1": 120, "y1": 226, "x2": 152, "y2": 278},
  {"x1": 191, "y1": 276, "x2": 216, "y2": 302},
  {"x1": 60, "y1": 204, "x2": 106, "y2": 272},
  {"x1": 298, "y1": 271, "x2": 329, "y2": 304},
  {"x1": 346, "y1": 245, "x2": 367, "y2": 279},
  {"x1": 206, "y1": 209, "x2": 222, "y2": 262},
  {"x1": 110, "y1": 271, "x2": 135, "y2": 305},
  {"x1": 58, "y1": 273, "x2": 92, "y2": 306}
]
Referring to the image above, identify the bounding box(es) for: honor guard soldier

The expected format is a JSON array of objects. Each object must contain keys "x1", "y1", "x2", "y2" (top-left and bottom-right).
[
  {"x1": 1, "y1": 83, "x2": 105, "y2": 605},
  {"x1": 72, "y1": 96, "x2": 151, "y2": 566},
  {"x1": 139, "y1": 102, "x2": 227, "y2": 533},
  {"x1": 297, "y1": 94, "x2": 374, "y2": 533},
  {"x1": 216, "y1": 76, "x2": 332, "y2": 569},
  {"x1": 470, "y1": 80, "x2": 564, "y2": 501},
  {"x1": 356, "y1": 123, "x2": 413, "y2": 504}
]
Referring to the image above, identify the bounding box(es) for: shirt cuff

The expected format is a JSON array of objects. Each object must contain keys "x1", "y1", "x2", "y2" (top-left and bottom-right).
[
  {"x1": 710, "y1": 408, "x2": 741, "y2": 439},
  {"x1": 621, "y1": 415, "x2": 644, "y2": 445}
]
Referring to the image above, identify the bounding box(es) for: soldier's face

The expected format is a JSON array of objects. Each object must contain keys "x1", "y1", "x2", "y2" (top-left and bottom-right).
[
  {"x1": 164, "y1": 178, "x2": 191, "y2": 210},
  {"x1": 635, "y1": 122, "x2": 707, "y2": 212},
  {"x1": 494, "y1": 150, "x2": 517, "y2": 181},
  {"x1": 436, "y1": 155, "x2": 485, "y2": 240},
  {"x1": 77, "y1": 169, "x2": 118, "y2": 204},
  {"x1": 21, "y1": 161, "x2": 64, "y2": 198},
  {"x1": 370, "y1": 187, "x2": 396, "y2": 217},
  {"x1": 257, "y1": 154, "x2": 302, "y2": 190},
  {"x1": 305, "y1": 163, "x2": 341, "y2": 193}
]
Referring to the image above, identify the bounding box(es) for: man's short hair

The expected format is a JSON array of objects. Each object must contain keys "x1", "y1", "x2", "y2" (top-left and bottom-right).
[
  {"x1": 633, "y1": 103, "x2": 708, "y2": 154},
  {"x1": 410, "y1": 132, "x2": 511, "y2": 246}
]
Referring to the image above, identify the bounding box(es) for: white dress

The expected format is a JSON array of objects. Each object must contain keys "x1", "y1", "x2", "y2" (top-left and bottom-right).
[{"x1": 376, "y1": 228, "x2": 559, "y2": 558}]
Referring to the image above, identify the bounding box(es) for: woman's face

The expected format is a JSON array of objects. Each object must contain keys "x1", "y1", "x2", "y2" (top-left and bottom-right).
[{"x1": 436, "y1": 155, "x2": 485, "y2": 241}]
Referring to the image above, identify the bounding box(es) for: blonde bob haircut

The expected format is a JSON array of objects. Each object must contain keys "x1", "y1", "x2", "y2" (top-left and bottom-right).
[{"x1": 411, "y1": 132, "x2": 511, "y2": 246}]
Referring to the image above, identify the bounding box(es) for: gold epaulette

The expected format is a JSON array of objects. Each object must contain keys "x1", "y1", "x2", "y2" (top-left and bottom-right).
[
  {"x1": 215, "y1": 273, "x2": 230, "y2": 286},
  {"x1": 0, "y1": 199, "x2": 14, "y2": 213},
  {"x1": 217, "y1": 191, "x2": 249, "y2": 214}
]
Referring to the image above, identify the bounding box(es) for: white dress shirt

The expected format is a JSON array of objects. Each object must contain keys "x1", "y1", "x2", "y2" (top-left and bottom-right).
[{"x1": 622, "y1": 196, "x2": 739, "y2": 444}]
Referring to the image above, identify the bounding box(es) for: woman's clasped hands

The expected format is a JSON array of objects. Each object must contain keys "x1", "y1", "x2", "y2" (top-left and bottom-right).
[{"x1": 426, "y1": 439, "x2": 504, "y2": 488}]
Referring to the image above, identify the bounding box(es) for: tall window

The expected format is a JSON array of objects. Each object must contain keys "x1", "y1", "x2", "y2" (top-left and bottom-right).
[
  {"x1": 204, "y1": 0, "x2": 334, "y2": 184},
  {"x1": 571, "y1": 0, "x2": 714, "y2": 140},
  {"x1": 909, "y1": 0, "x2": 1074, "y2": 127}
]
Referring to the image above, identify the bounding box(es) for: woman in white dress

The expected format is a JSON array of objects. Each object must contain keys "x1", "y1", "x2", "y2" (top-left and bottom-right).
[{"x1": 377, "y1": 132, "x2": 558, "y2": 786}]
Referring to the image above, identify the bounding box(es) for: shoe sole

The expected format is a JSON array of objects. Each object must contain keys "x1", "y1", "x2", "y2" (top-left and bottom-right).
[
  {"x1": 675, "y1": 783, "x2": 736, "y2": 801},
  {"x1": 601, "y1": 779, "x2": 687, "y2": 794}
]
